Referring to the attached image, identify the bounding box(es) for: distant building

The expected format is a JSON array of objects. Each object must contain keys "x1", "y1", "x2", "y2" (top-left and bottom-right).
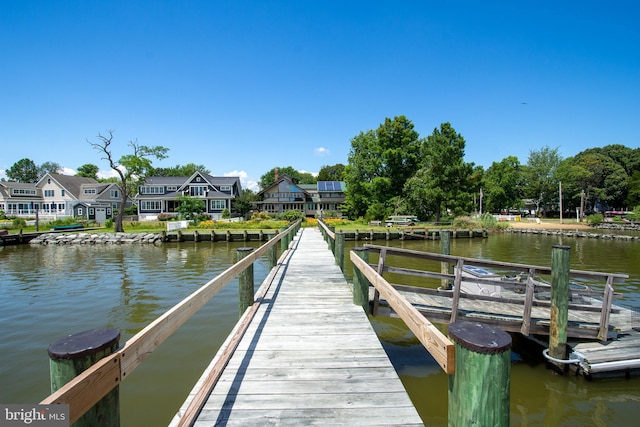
[
  {"x1": 254, "y1": 173, "x2": 346, "y2": 217},
  {"x1": 0, "y1": 173, "x2": 124, "y2": 222},
  {"x1": 134, "y1": 172, "x2": 242, "y2": 221}
]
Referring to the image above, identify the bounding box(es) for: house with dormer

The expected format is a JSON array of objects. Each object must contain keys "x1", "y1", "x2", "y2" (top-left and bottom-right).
[
  {"x1": 254, "y1": 173, "x2": 346, "y2": 217},
  {"x1": 134, "y1": 172, "x2": 242, "y2": 220},
  {"x1": 0, "y1": 173, "x2": 125, "y2": 222},
  {"x1": 37, "y1": 173, "x2": 125, "y2": 222}
]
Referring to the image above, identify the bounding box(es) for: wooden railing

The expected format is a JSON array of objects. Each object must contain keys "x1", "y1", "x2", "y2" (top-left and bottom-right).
[
  {"x1": 362, "y1": 244, "x2": 628, "y2": 342},
  {"x1": 40, "y1": 220, "x2": 302, "y2": 425}
]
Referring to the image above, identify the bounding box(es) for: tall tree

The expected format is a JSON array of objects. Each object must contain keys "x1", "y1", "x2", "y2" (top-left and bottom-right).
[
  {"x1": 232, "y1": 188, "x2": 258, "y2": 217},
  {"x1": 37, "y1": 162, "x2": 62, "y2": 179},
  {"x1": 317, "y1": 164, "x2": 345, "y2": 181},
  {"x1": 259, "y1": 166, "x2": 316, "y2": 189},
  {"x1": 522, "y1": 146, "x2": 562, "y2": 215},
  {"x1": 76, "y1": 164, "x2": 99, "y2": 179},
  {"x1": 404, "y1": 123, "x2": 473, "y2": 221},
  {"x1": 482, "y1": 156, "x2": 523, "y2": 213},
  {"x1": 7, "y1": 158, "x2": 39, "y2": 183},
  {"x1": 343, "y1": 116, "x2": 421, "y2": 219},
  {"x1": 89, "y1": 130, "x2": 169, "y2": 232},
  {"x1": 152, "y1": 163, "x2": 210, "y2": 176}
]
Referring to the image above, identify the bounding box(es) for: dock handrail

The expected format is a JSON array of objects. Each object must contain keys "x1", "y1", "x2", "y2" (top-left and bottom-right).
[
  {"x1": 363, "y1": 244, "x2": 628, "y2": 341},
  {"x1": 40, "y1": 220, "x2": 302, "y2": 425},
  {"x1": 350, "y1": 250, "x2": 456, "y2": 374}
]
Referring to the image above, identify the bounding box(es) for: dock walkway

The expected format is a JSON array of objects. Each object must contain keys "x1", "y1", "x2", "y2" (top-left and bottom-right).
[{"x1": 171, "y1": 227, "x2": 423, "y2": 426}]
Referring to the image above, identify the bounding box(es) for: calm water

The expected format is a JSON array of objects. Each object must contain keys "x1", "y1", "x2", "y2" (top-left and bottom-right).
[{"x1": 1, "y1": 232, "x2": 639, "y2": 426}]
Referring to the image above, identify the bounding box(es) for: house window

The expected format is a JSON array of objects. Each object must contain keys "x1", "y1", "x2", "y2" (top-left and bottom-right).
[
  {"x1": 83, "y1": 188, "x2": 96, "y2": 195},
  {"x1": 58, "y1": 203, "x2": 65, "y2": 210},
  {"x1": 220, "y1": 185, "x2": 231, "y2": 192},
  {"x1": 141, "y1": 201, "x2": 162, "y2": 211},
  {"x1": 210, "y1": 200, "x2": 226, "y2": 210},
  {"x1": 167, "y1": 186, "x2": 178, "y2": 191},
  {"x1": 110, "y1": 189, "x2": 119, "y2": 198},
  {"x1": 61, "y1": 190, "x2": 65, "y2": 197},
  {"x1": 89, "y1": 208, "x2": 95, "y2": 215},
  {"x1": 12, "y1": 188, "x2": 37, "y2": 195},
  {"x1": 107, "y1": 208, "x2": 112, "y2": 215},
  {"x1": 140, "y1": 186, "x2": 164, "y2": 195},
  {"x1": 44, "y1": 190, "x2": 54, "y2": 197},
  {"x1": 190, "y1": 186, "x2": 207, "y2": 197},
  {"x1": 77, "y1": 207, "x2": 84, "y2": 216}
]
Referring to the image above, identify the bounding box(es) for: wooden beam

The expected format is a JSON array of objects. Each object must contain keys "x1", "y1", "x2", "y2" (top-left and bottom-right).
[{"x1": 351, "y1": 251, "x2": 455, "y2": 374}]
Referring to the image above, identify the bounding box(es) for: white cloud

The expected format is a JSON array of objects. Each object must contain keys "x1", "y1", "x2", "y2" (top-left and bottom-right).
[
  {"x1": 97, "y1": 167, "x2": 124, "y2": 180},
  {"x1": 314, "y1": 147, "x2": 330, "y2": 156},
  {"x1": 60, "y1": 167, "x2": 76, "y2": 175},
  {"x1": 225, "y1": 170, "x2": 259, "y2": 192},
  {"x1": 0, "y1": 170, "x2": 6, "y2": 180}
]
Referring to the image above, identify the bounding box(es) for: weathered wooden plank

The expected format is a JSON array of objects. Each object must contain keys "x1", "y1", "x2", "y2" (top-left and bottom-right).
[{"x1": 173, "y1": 228, "x2": 423, "y2": 426}]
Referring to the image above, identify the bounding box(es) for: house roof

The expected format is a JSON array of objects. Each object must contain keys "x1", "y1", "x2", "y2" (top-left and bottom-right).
[
  {"x1": 0, "y1": 181, "x2": 39, "y2": 198},
  {"x1": 38, "y1": 173, "x2": 102, "y2": 199}
]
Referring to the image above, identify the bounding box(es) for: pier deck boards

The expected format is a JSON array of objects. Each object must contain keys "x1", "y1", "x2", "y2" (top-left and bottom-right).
[{"x1": 171, "y1": 228, "x2": 423, "y2": 426}]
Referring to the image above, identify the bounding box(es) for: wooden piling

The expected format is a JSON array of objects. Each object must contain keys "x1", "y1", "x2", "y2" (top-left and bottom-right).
[
  {"x1": 352, "y1": 247, "x2": 370, "y2": 313},
  {"x1": 441, "y1": 230, "x2": 451, "y2": 290},
  {"x1": 335, "y1": 232, "x2": 345, "y2": 272},
  {"x1": 193, "y1": 230, "x2": 199, "y2": 242},
  {"x1": 48, "y1": 328, "x2": 121, "y2": 427},
  {"x1": 280, "y1": 227, "x2": 288, "y2": 252},
  {"x1": 549, "y1": 244, "x2": 571, "y2": 373},
  {"x1": 448, "y1": 321, "x2": 511, "y2": 427},
  {"x1": 268, "y1": 235, "x2": 278, "y2": 269},
  {"x1": 237, "y1": 248, "x2": 254, "y2": 317}
]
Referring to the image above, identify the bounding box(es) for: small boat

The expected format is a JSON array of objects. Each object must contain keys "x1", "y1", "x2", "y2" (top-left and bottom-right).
[{"x1": 458, "y1": 265, "x2": 592, "y2": 304}]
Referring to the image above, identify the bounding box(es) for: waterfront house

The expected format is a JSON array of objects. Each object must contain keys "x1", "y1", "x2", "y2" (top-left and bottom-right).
[
  {"x1": 0, "y1": 173, "x2": 125, "y2": 222},
  {"x1": 38, "y1": 173, "x2": 125, "y2": 222},
  {"x1": 134, "y1": 172, "x2": 242, "y2": 221},
  {"x1": 253, "y1": 173, "x2": 346, "y2": 217}
]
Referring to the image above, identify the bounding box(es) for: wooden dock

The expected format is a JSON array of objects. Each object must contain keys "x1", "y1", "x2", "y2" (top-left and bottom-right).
[{"x1": 170, "y1": 228, "x2": 424, "y2": 426}]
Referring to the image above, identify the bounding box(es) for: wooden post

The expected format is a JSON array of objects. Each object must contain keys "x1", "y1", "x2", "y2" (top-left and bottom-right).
[
  {"x1": 226, "y1": 230, "x2": 231, "y2": 242},
  {"x1": 194, "y1": 230, "x2": 199, "y2": 242},
  {"x1": 352, "y1": 247, "x2": 370, "y2": 313},
  {"x1": 549, "y1": 244, "x2": 571, "y2": 372},
  {"x1": 448, "y1": 321, "x2": 511, "y2": 427},
  {"x1": 280, "y1": 227, "x2": 288, "y2": 253},
  {"x1": 335, "y1": 232, "x2": 345, "y2": 272},
  {"x1": 441, "y1": 230, "x2": 451, "y2": 290},
  {"x1": 237, "y1": 247, "x2": 255, "y2": 317},
  {"x1": 268, "y1": 233, "x2": 278, "y2": 269},
  {"x1": 48, "y1": 328, "x2": 121, "y2": 427}
]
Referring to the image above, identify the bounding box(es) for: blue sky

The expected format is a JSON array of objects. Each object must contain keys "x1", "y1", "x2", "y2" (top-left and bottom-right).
[{"x1": 1, "y1": 1, "x2": 638, "y2": 191}]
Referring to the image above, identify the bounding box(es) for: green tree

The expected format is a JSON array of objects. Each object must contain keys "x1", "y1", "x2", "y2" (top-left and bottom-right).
[
  {"x1": 7, "y1": 158, "x2": 39, "y2": 183},
  {"x1": 76, "y1": 164, "x2": 99, "y2": 179},
  {"x1": 404, "y1": 123, "x2": 474, "y2": 221},
  {"x1": 259, "y1": 166, "x2": 316, "y2": 189},
  {"x1": 317, "y1": 163, "x2": 345, "y2": 181},
  {"x1": 89, "y1": 130, "x2": 169, "y2": 232},
  {"x1": 37, "y1": 162, "x2": 62, "y2": 179},
  {"x1": 232, "y1": 189, "x2": 258, "y2": 217},
  {"x1": 176, "y1": 194, "x2": 205, "y2": 220},
  {"x1": 522, "y1": 146, "x2": 562, "y2": 215},
  {"x1": 152, "y1": 163, "x2": 210, "y2": 176},
  {"x1": 482, "y1": 156, "x2": 523, "y2": 213},
  {"x1": 343, "y1": 116, "x2": 421, "y2": 219}
]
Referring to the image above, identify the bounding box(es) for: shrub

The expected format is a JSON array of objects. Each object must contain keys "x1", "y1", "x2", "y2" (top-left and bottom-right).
[
  {"x1": 282, "y1": 210, "x2": 304, "y2": 221},
  {"x1": 157, "y1": 213, "x2": 173, "y2": 221},
  {"x1": 104, "y1": 218, "x2": 114, "y2": 229},
  {"x1": 12, "y1": 218, "x2": 26, "y2": 227},
  {"x1": 586, "y1": 213, "x2": 603, "y2": 225}
]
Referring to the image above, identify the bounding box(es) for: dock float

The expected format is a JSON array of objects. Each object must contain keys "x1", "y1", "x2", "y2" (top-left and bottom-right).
[{"x1": 170, "y1": 227, "x2": 424, "y2": 426}]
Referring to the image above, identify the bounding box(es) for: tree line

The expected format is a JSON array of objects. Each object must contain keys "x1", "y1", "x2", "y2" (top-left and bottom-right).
[
  {"x1": 5, "y1": 120, "x2": 639, "y2": 224},
  {"x1": 342, "y1": 116, "x2": 640, "y2": 222}
]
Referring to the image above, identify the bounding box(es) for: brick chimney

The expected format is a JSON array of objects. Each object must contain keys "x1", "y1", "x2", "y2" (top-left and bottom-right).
[{"x1": 274, "y1": 167, "x2": 279, "y2": 182}]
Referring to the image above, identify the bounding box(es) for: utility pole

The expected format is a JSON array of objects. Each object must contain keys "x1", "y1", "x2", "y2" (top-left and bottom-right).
[{"x1": 559, "y1": 181, "x2": 563, "y2": 224}]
